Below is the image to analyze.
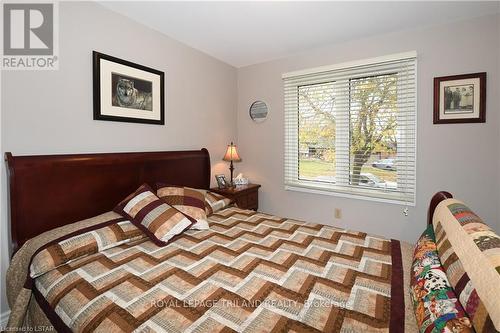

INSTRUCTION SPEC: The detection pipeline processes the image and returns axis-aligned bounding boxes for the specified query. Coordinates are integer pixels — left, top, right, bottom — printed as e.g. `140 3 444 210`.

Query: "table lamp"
222 142 242 187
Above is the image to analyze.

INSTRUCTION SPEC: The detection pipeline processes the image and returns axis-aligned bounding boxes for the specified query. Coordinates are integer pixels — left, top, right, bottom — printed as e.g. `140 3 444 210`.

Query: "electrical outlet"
334 208 342 219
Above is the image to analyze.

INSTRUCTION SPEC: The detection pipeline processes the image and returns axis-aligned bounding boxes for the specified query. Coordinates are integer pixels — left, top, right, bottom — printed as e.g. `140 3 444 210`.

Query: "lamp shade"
223 142 241 162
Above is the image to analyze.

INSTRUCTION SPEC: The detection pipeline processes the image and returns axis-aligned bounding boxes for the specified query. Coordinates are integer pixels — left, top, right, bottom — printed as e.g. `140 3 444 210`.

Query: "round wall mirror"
249 101 269 123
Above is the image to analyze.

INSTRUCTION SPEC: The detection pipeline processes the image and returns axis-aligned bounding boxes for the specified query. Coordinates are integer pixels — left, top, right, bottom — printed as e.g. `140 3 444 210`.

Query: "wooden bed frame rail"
427 191 453 226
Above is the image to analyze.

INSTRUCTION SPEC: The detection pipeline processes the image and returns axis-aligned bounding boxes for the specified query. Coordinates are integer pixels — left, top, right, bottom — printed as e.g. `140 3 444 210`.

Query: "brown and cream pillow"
205 191 232 216
157 184 209 230
114 184 194 245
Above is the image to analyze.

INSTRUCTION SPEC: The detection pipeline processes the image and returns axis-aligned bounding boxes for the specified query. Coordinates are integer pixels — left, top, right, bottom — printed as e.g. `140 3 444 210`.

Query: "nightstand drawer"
236 196 248 208
247 191 258 207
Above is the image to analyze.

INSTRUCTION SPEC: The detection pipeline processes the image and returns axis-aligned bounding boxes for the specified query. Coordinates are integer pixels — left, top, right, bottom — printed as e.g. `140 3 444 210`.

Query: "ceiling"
100 1 500 68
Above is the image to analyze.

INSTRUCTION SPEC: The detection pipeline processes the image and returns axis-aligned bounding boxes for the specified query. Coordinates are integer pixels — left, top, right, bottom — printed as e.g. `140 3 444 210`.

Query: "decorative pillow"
205 191 232 215
114 184 194 245
30 217 145 278
157 184 209 230
433 199 500 333
410 225 473 333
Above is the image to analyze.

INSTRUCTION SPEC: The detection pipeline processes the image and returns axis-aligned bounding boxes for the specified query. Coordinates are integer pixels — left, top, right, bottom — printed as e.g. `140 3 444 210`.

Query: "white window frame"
283 52 417 206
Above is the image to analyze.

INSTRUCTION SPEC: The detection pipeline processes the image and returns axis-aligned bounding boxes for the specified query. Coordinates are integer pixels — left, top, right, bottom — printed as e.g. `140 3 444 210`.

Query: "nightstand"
210 184 261 210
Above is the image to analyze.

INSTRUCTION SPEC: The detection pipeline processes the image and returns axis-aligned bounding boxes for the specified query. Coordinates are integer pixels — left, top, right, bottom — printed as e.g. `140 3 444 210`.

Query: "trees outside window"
284 53 416 203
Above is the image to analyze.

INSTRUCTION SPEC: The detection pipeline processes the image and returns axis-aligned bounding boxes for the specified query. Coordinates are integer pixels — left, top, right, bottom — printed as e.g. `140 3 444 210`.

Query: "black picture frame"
215 174 227 189
93 51 165 125
433 72 486 124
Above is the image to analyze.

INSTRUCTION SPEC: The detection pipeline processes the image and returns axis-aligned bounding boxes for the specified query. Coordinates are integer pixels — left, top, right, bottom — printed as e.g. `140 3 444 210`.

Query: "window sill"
284 184 415 206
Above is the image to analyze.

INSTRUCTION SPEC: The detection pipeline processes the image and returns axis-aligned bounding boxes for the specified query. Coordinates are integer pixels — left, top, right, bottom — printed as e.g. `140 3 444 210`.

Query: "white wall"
236 14 500 243
0 2 237 317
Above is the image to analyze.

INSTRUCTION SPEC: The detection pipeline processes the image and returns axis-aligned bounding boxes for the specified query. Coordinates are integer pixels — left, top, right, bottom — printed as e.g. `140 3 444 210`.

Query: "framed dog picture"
93 51 165 125
433 72 486 124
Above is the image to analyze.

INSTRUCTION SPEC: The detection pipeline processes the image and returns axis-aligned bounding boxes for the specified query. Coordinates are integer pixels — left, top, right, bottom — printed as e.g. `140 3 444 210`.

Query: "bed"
5 149 419 332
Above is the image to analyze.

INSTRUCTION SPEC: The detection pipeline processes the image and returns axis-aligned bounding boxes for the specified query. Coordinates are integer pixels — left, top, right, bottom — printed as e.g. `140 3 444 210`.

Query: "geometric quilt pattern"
32 207 403 332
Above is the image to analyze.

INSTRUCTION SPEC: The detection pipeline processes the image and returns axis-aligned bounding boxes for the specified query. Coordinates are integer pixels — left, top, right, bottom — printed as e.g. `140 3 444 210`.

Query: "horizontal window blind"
283 52 417 204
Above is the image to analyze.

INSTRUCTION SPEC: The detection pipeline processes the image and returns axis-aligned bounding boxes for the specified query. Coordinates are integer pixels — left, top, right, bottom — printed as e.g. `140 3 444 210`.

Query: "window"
284 52 416 204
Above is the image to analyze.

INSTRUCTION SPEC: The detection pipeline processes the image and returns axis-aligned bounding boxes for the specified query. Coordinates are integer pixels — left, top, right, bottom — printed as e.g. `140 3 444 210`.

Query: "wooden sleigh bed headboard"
5 149 211 253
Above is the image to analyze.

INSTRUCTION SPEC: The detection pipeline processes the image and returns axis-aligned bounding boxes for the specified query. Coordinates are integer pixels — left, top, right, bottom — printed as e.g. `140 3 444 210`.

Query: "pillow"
410 225 473 333
433 199 500 333
30 217 145 278
157 184 209 230
205 191 232 215
114 184 194 245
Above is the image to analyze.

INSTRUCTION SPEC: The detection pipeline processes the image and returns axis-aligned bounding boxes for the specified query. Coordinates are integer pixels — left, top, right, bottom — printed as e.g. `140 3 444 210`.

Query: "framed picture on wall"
433 72 486 124
93 51 165 125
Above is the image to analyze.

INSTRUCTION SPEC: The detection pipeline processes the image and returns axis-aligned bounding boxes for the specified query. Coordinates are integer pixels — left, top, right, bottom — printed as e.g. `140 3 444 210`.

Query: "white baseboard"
1 310 10 328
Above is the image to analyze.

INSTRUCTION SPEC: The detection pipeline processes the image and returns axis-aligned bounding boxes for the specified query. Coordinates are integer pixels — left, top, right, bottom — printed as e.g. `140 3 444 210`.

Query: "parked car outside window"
372 158 396 171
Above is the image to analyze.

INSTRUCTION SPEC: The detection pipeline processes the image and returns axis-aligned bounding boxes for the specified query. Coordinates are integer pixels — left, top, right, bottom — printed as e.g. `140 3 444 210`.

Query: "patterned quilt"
30 207 406 332
433 200 500 332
